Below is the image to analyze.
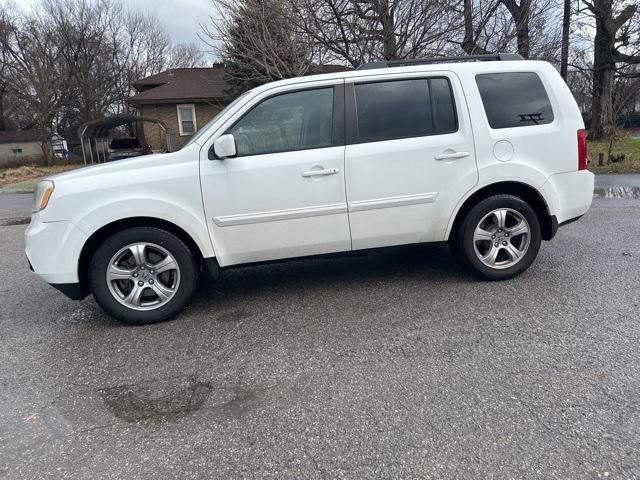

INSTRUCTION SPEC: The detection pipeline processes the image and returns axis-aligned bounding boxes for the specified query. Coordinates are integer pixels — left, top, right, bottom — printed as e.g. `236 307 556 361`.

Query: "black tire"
450 194 542 280
88 227 198 325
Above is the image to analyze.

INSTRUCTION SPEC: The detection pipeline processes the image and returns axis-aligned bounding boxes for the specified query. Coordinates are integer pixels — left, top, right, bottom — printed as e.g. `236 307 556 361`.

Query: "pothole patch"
100 376 213 423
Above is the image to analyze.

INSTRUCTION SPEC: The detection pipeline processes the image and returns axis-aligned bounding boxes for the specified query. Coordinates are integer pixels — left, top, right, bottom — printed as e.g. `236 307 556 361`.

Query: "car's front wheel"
451 194 542 280
88 227 198 324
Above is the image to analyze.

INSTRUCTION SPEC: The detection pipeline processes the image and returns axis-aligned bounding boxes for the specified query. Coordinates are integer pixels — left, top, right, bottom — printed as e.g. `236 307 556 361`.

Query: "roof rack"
356 53 524 70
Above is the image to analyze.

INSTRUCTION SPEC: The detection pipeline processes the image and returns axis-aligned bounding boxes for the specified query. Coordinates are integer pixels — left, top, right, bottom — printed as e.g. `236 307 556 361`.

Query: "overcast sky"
11 0 215 49
128 0 213 46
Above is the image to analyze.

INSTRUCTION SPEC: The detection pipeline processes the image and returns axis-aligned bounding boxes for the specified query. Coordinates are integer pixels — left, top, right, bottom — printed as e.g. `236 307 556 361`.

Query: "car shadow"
189 243 471 314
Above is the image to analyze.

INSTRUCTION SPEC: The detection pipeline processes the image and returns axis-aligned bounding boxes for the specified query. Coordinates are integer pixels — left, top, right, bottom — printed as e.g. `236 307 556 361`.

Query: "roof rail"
356 53 524 70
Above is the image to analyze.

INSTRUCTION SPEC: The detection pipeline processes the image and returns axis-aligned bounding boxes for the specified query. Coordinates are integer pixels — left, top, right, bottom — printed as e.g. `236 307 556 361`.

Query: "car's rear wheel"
88 227 198 324
451 194 542 280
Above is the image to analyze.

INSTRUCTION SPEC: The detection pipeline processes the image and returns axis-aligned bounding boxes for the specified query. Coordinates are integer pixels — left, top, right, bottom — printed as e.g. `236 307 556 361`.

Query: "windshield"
180 91 251 149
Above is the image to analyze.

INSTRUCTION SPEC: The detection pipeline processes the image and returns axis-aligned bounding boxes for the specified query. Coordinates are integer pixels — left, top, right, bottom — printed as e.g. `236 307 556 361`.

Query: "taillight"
577 129 588 170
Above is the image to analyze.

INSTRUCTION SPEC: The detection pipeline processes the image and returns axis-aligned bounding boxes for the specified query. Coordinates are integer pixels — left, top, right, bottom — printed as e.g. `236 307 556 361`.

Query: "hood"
46 151 181 184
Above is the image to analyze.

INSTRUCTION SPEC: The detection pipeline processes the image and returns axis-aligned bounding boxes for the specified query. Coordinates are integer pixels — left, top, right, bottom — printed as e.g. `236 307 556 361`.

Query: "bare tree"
460 0 510 55
499 0 532 58
0 9 65 165
291 0 460 67
107 9 172 115
560 0 571 79
457 0 561 61
43 0 123 137
0 0 207 148
203 0 314 94
580 0 640 140
168 42 206 69
0 3 12 131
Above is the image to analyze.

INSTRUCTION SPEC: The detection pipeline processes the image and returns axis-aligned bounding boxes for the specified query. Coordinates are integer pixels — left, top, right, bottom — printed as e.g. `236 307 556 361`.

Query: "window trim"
217 84 343 158
474 71 555 130
345 76 459 145
177 104 197 136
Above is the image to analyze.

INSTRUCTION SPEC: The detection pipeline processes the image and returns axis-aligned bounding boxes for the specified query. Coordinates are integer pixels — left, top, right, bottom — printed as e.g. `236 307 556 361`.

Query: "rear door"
344 71 478 249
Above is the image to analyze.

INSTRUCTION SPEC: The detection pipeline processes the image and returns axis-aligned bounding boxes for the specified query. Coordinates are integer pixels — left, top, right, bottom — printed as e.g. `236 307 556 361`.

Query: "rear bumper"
546 213 585 240
540 170 594 224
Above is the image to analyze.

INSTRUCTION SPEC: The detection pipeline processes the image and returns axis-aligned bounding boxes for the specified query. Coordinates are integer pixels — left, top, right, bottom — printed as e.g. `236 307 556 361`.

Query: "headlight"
33 180 55 213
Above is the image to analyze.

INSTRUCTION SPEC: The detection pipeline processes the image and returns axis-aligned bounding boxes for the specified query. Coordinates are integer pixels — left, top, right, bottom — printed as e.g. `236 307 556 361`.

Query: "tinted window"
476 72 554 129
229 88 333 156
354 78 456 143
109 138 141 150
431 78 457 133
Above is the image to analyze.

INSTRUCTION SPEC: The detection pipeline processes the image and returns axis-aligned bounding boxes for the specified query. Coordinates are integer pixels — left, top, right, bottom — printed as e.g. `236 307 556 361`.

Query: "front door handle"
302 168 340 177
435 151 470 161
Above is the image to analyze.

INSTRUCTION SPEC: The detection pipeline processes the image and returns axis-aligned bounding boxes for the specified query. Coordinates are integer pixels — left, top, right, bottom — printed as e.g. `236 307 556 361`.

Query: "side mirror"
212 134 236 159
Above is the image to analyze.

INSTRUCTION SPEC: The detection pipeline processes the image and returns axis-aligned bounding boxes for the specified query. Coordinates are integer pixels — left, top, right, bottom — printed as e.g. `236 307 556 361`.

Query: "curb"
0 217 30 226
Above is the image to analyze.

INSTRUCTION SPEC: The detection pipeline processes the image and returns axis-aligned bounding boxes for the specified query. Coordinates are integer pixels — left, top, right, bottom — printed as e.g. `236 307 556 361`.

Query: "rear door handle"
434 151 470 161
302 168 340 177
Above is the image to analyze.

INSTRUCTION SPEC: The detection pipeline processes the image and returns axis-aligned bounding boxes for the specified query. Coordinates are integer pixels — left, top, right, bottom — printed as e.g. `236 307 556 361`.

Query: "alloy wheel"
472 208 531 270
106 242 181 311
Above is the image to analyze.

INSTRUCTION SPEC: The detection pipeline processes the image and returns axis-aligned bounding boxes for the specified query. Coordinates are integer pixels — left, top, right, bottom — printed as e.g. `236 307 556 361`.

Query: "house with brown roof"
126 63 353 151
127 65 229 151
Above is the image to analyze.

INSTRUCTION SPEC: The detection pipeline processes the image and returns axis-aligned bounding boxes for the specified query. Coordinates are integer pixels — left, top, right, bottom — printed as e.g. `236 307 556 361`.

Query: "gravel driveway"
1 193 639 479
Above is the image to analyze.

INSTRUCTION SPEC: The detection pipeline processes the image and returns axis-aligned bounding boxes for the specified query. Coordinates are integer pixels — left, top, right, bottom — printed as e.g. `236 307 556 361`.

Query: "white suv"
26 54 594 324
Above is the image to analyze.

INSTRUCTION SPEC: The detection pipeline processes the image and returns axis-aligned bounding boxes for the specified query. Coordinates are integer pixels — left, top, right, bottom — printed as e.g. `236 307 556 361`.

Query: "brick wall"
139 102 225 151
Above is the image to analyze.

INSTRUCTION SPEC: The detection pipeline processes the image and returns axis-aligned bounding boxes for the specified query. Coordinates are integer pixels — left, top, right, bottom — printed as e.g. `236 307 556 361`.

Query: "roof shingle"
127 66 229 105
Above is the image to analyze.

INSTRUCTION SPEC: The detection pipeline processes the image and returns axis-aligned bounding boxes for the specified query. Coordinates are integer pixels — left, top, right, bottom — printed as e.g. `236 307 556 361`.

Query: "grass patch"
588 136 640 174
0 164 80 191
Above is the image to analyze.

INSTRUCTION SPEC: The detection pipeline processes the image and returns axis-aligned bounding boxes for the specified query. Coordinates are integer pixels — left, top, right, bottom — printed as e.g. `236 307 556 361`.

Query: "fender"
73 198 216 259
40 151 217 260
444 162 554 240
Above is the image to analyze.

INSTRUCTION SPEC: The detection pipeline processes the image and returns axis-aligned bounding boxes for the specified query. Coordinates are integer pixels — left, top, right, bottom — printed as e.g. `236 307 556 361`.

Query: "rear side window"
476 72 554 129
354 78 457 143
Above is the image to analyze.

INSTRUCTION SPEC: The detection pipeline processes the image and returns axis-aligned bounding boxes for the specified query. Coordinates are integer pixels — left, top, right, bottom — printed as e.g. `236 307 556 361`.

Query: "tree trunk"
378 0 397 59
39 140 53 167
516 17 530 58
560 0 570 79
501 0 530 59
462 0 475 54
37 117 53 166
589 11 616 140
0 86 5 131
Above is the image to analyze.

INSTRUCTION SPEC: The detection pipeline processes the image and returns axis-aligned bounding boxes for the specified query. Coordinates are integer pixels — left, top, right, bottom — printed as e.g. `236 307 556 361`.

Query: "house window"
177 104 197 136
12 148 23 154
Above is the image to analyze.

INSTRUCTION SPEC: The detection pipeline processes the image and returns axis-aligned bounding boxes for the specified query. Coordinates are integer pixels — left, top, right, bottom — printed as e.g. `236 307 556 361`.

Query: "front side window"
353 77 457 143
177 104 197 135
229 87 333 157
182 91 251 149
476 72 554 129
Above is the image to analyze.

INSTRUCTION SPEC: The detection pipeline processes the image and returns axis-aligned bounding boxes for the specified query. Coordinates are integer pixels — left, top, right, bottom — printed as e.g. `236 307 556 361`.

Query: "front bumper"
25 215 88 285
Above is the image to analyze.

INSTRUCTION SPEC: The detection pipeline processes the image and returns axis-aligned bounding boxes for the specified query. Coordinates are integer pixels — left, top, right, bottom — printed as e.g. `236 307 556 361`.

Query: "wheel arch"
77 217 215 298
447 181 556 242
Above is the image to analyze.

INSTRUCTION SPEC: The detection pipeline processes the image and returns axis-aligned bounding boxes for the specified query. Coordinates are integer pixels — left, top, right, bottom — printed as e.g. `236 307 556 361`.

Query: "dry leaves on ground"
0 164 80 188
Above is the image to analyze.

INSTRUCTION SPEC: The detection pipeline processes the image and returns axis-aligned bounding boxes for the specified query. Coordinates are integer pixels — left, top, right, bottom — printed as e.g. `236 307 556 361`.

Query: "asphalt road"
1 194 640 478
0 194 32 225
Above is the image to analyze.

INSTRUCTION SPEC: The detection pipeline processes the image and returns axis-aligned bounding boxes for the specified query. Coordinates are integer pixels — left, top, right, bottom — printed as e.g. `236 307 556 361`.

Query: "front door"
199 81 351 266
344 72 478 250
